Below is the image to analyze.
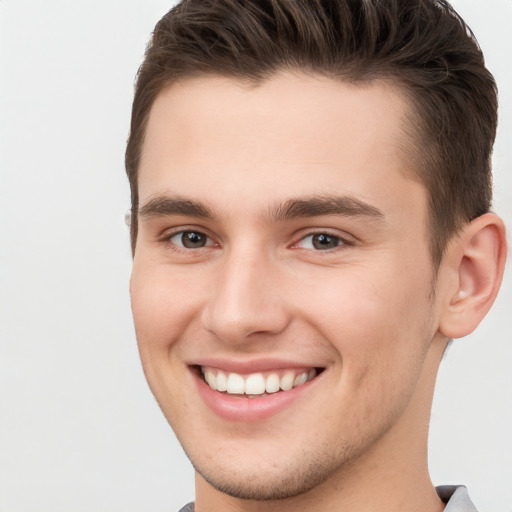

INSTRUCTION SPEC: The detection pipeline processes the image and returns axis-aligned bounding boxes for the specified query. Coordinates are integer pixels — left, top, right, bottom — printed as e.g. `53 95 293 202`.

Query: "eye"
169 230 214 249
297 232 345 251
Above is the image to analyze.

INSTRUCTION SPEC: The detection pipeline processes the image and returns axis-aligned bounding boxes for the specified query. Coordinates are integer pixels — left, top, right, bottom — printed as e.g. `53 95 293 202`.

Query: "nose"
201 247 291 344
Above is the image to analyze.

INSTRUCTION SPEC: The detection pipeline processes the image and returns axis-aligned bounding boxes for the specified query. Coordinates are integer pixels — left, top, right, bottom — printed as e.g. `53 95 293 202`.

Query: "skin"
130 72 506 512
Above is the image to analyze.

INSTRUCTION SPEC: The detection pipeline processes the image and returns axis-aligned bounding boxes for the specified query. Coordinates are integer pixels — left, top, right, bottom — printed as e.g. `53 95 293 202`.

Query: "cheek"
130 264 195 416
309 253 433 336
303 261 434 391
130 260 204 349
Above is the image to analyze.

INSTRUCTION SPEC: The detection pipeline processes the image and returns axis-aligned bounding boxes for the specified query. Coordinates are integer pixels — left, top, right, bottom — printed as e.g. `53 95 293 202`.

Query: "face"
131 73 445 501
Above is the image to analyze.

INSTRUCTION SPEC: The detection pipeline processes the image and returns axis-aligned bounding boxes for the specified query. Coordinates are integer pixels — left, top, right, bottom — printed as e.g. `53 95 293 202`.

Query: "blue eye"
169 231 213 249
298 233 344 250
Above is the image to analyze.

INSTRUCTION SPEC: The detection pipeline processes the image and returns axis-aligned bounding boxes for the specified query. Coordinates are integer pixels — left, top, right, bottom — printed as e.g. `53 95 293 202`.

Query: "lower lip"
193 369 318 422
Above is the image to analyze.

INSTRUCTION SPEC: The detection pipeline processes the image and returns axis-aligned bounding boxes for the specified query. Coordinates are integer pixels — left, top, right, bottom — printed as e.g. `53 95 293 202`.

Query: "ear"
439 213 507 339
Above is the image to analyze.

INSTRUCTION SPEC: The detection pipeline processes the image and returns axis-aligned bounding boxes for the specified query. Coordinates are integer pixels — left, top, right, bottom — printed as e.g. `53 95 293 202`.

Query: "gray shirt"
178 484 477 511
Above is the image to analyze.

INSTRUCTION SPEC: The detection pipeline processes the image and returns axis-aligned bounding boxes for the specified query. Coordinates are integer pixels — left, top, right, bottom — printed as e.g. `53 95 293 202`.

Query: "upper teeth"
202 368 317 396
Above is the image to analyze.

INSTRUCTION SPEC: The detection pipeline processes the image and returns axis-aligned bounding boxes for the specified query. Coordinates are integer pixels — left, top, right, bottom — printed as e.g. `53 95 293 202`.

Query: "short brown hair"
126 0 498 267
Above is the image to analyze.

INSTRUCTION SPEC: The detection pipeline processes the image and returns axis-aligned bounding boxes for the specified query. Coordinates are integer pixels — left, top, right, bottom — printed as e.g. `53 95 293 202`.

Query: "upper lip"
188 357 324 374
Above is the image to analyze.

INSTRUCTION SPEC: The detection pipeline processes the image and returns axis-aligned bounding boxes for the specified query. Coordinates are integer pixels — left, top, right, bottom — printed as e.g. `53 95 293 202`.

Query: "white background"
0 1 510 511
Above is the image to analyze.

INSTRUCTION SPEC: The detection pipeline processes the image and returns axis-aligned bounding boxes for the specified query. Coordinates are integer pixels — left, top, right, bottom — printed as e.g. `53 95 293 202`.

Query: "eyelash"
292 231 351 252
161 228 352 255
163 229 217 253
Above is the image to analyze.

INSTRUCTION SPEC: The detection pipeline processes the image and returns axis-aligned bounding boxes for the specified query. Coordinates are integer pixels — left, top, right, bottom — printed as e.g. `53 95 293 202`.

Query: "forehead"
138 72 425 222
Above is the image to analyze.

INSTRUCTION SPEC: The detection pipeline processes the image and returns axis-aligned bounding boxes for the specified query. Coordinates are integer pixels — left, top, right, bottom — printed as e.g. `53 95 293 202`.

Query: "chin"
184 440 350 501
195 463 330 500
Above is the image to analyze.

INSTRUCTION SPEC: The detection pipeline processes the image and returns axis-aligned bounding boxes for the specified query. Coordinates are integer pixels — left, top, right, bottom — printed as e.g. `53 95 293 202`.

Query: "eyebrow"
270 195 384 222
137 194 384 223
138 195 216 220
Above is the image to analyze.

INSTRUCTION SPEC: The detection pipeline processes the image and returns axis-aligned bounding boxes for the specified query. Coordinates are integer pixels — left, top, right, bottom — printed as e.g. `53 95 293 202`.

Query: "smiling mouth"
199 366 322 398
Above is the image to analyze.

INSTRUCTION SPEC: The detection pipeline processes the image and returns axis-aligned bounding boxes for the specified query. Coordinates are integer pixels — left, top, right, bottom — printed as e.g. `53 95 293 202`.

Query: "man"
125 0 507 510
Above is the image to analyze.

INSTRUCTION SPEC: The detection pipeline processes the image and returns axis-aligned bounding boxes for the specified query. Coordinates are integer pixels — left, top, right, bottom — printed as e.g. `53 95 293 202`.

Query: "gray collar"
437 486 478 512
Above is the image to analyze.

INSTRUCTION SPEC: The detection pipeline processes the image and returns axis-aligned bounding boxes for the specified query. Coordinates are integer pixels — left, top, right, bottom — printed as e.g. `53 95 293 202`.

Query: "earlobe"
439 213 507 339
